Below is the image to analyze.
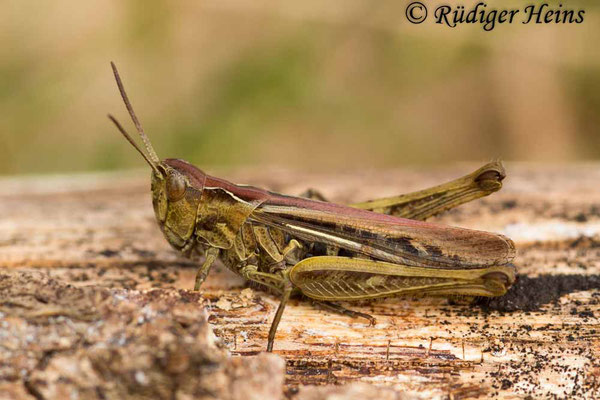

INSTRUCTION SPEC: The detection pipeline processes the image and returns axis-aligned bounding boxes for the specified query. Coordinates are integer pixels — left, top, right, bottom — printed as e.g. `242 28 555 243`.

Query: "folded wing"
250 194 515 269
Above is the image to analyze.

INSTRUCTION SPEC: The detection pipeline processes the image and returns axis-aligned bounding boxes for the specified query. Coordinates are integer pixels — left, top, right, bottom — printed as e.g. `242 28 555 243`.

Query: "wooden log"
0 163 599 399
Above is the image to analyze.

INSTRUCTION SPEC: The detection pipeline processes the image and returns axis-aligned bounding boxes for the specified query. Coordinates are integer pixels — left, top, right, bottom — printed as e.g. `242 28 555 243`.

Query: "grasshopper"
108 63 516 352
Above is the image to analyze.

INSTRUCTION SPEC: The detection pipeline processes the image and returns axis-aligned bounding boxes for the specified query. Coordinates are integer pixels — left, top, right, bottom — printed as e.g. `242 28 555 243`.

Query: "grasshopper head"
108 62 205 252
151 159 207 225
149 159 206 250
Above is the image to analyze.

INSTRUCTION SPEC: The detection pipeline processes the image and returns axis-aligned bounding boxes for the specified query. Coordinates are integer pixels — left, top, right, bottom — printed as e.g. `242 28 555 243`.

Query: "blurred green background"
1 0 598 175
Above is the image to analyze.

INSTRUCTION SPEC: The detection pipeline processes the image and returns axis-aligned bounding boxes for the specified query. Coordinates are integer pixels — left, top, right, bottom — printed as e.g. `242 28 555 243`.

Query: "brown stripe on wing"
251 200 515 269
187 170 515 269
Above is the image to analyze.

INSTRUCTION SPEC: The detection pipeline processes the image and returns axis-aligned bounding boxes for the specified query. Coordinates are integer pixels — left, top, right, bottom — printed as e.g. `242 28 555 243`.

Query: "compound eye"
166 172 186 201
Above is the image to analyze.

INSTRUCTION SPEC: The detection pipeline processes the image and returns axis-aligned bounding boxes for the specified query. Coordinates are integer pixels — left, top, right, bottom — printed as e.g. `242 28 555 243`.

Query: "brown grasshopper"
108 63 516 352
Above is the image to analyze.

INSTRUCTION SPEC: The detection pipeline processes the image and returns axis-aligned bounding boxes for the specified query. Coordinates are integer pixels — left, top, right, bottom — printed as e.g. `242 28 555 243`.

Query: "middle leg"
240 265 292 352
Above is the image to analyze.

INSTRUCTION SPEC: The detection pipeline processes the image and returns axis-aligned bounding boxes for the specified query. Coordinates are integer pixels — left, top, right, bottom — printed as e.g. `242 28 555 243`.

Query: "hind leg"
314 301 376 325
299 162 505 221
351 161 505 220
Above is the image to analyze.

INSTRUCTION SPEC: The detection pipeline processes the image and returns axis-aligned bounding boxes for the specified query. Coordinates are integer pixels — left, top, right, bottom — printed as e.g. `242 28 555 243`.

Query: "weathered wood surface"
1 163 599 399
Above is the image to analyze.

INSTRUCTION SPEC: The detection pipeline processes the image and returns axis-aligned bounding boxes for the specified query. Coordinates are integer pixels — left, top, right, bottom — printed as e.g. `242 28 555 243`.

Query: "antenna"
110 62 160 163
108 114 161 176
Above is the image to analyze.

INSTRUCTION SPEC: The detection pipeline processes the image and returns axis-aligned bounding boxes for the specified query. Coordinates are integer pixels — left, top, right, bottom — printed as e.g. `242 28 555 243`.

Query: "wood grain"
1 163 599 399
